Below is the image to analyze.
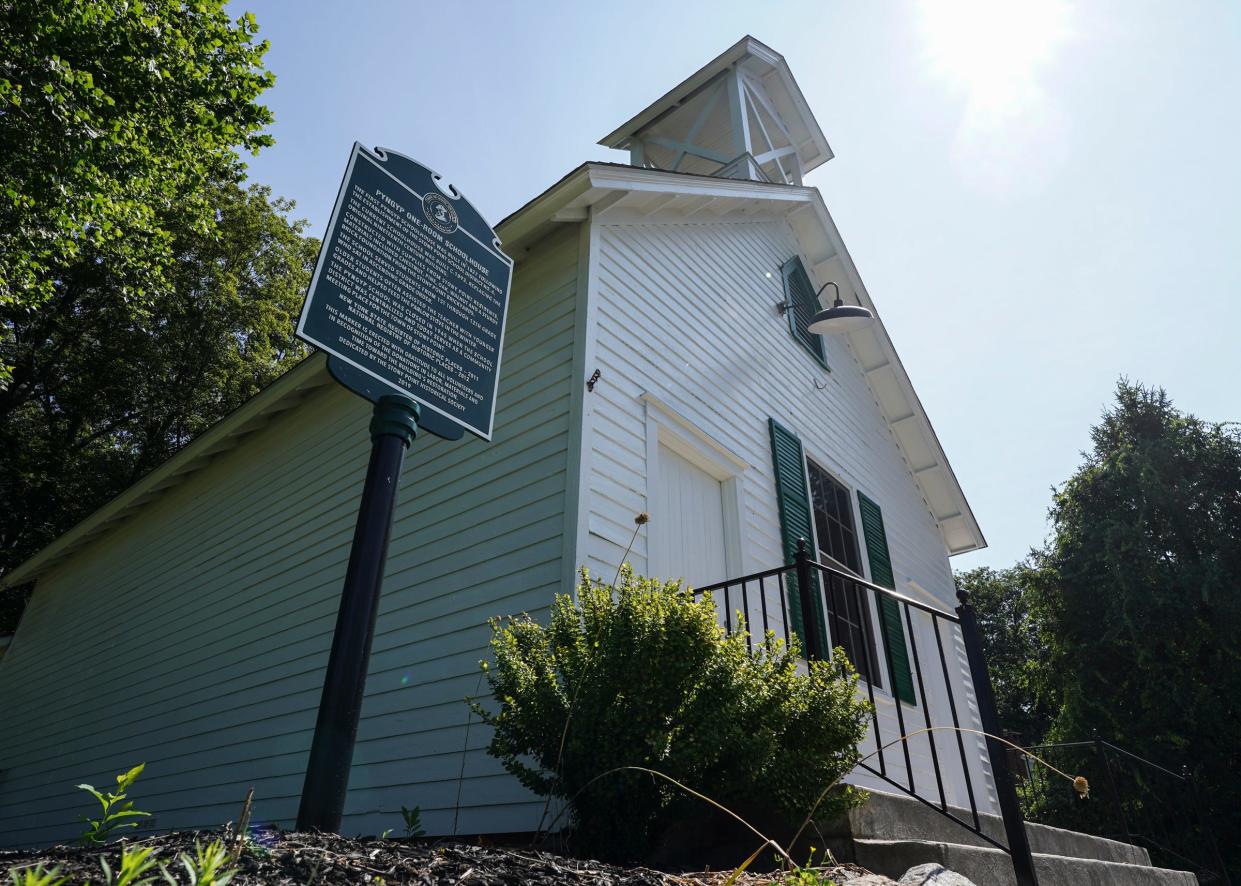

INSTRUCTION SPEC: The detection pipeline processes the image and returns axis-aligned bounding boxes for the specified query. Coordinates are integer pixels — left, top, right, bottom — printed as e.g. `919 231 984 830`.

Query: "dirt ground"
0 830 876 885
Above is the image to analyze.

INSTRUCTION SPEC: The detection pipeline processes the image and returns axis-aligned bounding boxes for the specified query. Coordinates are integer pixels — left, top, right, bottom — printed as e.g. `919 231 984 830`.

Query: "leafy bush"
7 840 238 886
78 764 150 846
475 567 872 861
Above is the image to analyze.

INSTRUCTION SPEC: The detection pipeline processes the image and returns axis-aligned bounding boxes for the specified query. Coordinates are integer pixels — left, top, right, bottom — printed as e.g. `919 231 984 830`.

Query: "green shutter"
768 418 828 656
857 492 916 704
780 258 828 368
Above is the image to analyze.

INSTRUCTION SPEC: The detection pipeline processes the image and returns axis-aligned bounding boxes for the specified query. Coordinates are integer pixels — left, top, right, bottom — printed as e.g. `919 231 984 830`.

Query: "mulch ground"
0 831 877 885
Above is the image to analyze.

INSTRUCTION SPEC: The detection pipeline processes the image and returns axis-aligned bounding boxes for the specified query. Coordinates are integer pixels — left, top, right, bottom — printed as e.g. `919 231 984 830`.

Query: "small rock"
845 876 900 886
898 862 979 886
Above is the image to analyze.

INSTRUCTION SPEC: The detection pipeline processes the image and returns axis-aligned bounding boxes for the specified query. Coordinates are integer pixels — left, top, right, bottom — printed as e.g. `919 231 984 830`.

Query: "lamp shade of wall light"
806 281 874 334
807 298 874 334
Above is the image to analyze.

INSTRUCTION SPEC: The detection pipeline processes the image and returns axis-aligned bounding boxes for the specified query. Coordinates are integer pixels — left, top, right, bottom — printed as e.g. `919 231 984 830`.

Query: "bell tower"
599 36 832 186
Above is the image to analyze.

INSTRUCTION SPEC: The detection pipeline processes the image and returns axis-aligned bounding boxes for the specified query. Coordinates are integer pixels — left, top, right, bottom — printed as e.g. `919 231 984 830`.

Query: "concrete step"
826 788 1150 866
852 839 1198 886
1027 820 1149 867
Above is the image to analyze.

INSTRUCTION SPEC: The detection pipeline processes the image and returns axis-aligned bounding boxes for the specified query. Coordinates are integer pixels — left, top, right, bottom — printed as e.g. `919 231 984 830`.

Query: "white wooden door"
652 443 729 587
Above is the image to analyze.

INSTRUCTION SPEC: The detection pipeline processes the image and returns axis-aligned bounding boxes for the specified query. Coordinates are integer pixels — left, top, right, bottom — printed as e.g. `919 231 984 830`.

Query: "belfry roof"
599 36 833 183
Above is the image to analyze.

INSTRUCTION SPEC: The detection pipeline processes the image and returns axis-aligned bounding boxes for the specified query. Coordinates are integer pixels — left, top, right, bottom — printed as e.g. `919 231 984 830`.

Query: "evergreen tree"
955 563 1055 745
1033 381 1241 877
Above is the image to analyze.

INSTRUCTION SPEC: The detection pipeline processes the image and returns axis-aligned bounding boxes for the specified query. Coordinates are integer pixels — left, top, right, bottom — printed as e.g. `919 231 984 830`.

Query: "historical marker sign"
295 144 513 832
297 143 513 440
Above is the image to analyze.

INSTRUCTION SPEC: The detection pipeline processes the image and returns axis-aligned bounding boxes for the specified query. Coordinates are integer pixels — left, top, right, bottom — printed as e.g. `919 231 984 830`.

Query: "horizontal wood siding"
0 225 580 848
584 217 996 813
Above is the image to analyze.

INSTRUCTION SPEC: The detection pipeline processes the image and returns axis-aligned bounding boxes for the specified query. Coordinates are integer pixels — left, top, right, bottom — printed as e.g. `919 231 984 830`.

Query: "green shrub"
475 567 872 861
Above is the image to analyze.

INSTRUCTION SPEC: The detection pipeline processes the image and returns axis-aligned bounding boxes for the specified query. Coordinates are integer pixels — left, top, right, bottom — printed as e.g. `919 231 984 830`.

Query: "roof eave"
794 193 987 555
5 162 984 586
2 353 336 588
503 163 984 554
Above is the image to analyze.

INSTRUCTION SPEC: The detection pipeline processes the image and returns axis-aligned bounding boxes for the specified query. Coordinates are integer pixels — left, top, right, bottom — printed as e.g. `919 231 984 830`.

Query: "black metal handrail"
692 539 1041 886
1017 739 1231 885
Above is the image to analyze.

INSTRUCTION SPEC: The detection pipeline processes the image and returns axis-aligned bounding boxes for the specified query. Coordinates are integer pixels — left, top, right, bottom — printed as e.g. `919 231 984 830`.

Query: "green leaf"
0 0 278 394
118 763 146 788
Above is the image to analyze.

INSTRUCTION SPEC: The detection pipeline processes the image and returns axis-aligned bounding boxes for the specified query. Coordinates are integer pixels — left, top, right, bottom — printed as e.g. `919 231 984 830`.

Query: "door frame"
641 392 748 583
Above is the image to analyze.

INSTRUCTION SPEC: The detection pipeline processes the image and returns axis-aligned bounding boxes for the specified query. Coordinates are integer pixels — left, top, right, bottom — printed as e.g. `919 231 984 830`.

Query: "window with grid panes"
806 460 882 683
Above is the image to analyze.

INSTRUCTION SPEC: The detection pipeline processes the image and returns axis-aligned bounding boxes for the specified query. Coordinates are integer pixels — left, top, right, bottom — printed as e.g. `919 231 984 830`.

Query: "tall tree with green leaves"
0 0 276 386
0 180 316 628
1033 381 1241 876
0 2 309 632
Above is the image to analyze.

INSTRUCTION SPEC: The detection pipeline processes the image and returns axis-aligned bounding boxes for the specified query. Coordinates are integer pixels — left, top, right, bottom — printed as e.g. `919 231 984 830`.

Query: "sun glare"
918 0 1073 109
917 0 1076 197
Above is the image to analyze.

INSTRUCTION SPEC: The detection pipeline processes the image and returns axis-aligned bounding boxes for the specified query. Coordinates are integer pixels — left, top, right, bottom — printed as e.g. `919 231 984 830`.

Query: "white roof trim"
524 164 986 554
798 196 986 554
4 162 983 587
2 354 336 588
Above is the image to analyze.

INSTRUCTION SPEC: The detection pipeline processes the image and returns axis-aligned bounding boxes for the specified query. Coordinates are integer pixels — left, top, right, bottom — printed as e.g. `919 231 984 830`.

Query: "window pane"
806 460 881 685
841 527 860 572
834 484 851 525
814 518 832 561
808 461 862 569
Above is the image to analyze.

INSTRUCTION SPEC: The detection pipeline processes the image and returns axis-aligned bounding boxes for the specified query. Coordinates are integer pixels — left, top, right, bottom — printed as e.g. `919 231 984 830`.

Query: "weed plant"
6 866 66 886
98 844 160 886
78 765 150 846
399 805 425 839
7 840 238 886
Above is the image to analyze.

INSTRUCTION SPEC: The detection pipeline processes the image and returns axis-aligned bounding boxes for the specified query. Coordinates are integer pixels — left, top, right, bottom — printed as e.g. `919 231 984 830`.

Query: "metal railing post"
1094 736 1133 848
794 538 821 660
1183 765 1233 886
957 590 1040 886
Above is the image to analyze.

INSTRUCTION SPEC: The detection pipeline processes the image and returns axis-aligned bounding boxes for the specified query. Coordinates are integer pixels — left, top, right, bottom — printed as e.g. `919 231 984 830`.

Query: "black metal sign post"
297 395 418 831
293 144 512 832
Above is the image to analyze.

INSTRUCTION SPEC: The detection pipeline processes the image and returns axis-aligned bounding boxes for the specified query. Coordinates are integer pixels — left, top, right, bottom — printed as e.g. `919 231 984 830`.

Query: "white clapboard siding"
0 224 582 848
581 216 996 813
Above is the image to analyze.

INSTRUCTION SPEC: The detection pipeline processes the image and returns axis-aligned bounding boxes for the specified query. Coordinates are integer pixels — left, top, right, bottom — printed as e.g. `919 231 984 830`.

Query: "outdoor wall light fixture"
776 280 875 335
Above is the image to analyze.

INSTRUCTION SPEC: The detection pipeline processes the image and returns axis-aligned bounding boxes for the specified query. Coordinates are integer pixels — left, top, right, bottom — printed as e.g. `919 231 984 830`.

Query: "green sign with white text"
296 143 513 440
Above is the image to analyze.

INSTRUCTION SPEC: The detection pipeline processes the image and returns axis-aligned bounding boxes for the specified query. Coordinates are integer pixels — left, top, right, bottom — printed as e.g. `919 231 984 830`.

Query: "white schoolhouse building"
0 37 995 847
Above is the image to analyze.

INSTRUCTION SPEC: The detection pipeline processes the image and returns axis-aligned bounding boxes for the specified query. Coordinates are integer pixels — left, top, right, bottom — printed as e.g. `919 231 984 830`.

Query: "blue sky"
238 0 1241 569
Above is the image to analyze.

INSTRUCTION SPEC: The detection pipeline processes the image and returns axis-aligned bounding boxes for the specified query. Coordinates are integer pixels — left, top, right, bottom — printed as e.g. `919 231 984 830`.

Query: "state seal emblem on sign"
422 191 459 234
